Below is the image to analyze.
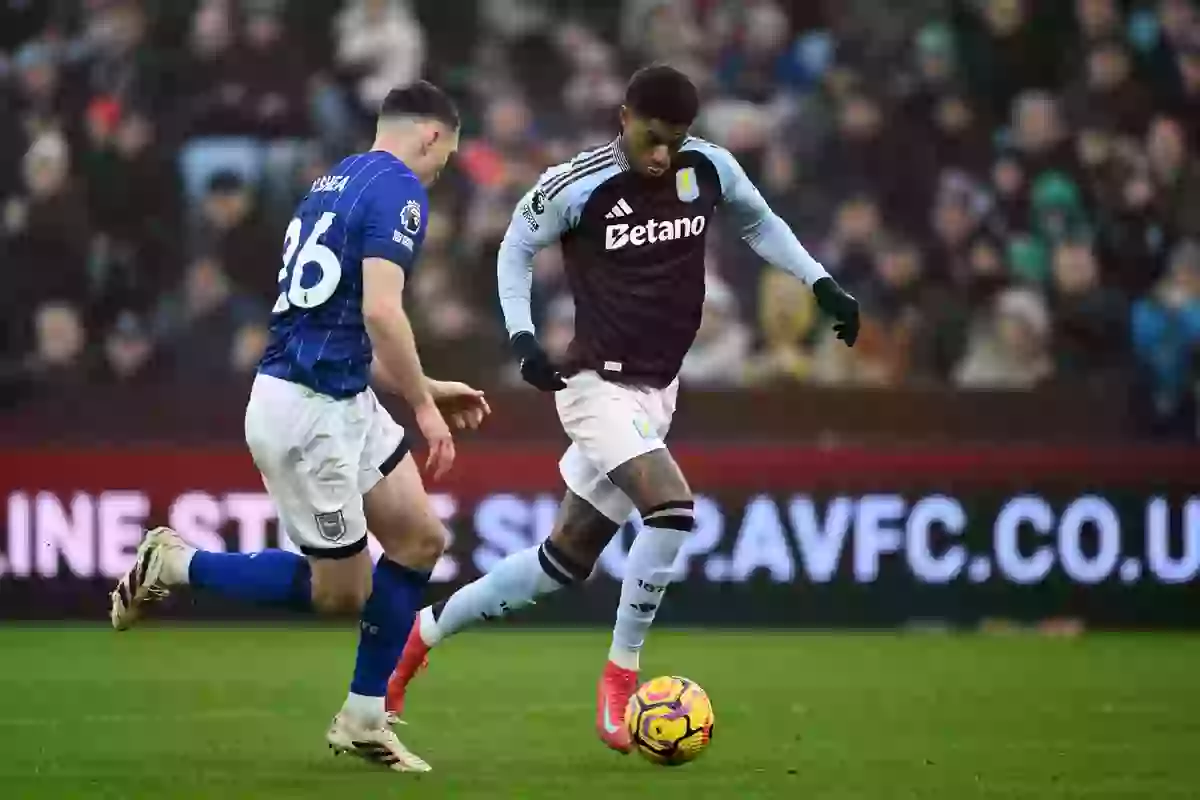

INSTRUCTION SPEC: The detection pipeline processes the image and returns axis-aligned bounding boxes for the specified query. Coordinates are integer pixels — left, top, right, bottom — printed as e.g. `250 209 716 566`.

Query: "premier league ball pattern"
626 676 715 766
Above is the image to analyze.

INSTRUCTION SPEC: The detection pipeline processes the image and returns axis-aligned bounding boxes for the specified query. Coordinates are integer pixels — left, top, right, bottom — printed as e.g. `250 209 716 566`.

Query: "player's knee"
311 583 370 617
378 517 446 572
642 498 696 533
407 524 446 568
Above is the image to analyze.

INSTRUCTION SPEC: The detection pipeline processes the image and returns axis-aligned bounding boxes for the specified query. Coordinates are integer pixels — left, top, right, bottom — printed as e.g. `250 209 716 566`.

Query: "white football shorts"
555 369 680 523
244 373 408 557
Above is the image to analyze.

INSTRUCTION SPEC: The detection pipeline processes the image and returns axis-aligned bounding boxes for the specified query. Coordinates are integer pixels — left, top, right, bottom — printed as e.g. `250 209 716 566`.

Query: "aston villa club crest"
676 167 699 202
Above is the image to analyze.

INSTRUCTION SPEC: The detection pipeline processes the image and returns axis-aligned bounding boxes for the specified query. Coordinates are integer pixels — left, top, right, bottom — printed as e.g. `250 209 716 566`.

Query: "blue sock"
350 557 429 697
188 550 312 612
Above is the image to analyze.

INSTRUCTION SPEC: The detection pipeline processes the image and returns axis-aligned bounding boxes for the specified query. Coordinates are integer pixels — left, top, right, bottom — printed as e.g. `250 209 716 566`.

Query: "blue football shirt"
258 150 427 398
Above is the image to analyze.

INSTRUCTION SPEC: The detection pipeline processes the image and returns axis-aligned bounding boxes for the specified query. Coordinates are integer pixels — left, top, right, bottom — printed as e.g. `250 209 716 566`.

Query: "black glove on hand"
812 277 860 347
511 332 567 391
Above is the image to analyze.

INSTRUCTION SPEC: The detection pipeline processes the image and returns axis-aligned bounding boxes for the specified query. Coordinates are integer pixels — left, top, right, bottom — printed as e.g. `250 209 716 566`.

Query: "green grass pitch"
1 626 1198 799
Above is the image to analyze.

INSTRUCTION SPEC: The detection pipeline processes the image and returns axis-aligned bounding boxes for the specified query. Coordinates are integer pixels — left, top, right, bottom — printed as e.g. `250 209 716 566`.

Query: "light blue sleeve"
496 161 619 337
496 172 571 337
687 139 830 286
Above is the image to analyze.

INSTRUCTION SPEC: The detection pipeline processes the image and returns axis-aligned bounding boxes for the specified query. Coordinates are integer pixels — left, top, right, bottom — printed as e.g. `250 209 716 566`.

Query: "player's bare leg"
386 491 618 721
598 448 694 753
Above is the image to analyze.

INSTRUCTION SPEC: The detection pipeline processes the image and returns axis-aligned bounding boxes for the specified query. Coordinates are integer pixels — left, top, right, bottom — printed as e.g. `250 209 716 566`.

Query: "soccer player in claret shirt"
109 82 489 773
386 65 860 752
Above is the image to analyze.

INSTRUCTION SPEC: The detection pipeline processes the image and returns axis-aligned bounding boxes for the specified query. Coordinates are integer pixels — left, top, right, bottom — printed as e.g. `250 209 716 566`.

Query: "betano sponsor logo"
604 216 707 250
3 490 1198 587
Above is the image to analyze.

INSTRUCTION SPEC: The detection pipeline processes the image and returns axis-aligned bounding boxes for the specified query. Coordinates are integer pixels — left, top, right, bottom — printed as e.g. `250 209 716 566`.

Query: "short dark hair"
380 81 460 130
625 64 699 127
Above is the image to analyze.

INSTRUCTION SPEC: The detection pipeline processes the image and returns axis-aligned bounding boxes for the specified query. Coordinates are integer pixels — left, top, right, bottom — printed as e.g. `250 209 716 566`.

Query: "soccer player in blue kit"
109 82 487 773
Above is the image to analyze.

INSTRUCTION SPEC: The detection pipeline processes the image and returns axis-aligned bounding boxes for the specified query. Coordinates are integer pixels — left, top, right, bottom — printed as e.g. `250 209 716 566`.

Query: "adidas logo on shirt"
604 198 634 219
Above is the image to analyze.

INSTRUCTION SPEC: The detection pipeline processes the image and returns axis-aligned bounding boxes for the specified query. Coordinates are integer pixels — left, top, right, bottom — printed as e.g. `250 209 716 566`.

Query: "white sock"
150 530 195 586
166 547 196 586
425 540 584 645
415 605 440 646
610 504 693 671
342 692 386 727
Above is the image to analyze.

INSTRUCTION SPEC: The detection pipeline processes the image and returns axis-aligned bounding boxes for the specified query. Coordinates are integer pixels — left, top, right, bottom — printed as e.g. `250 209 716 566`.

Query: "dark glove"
511 332 567 391
813 277 860 347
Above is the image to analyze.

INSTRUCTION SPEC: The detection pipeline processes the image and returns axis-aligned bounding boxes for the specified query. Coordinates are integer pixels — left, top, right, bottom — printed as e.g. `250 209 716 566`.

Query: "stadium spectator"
1144 0 1200 141
744 268 817 385
79 0 166 114
955 287 1055 389
679 276 752 387
820 236 962 387
1030 170 1092 251
820 194 884 291
195 170 278 303
1009 92 1083 194
176 0 262 204
336 0 426 111
405 226 500 379
239 1 310 141
1131 239 1200 434
925 177 988 291
1146 116 1200 241
177 1 316 219
239 0 317 217
899 23 992 180
1064 38 1155 137
1048 240 1129 379
26 301 90 391
1074 0 1123 46
560 29 626 138
152 255 267 382
11 38 91 177
819 89 936 235
94 109 180 298
4 131 92 322
620 0 705 79
713 0 811 103
1098 161 1170 298
956 0 1063 122
100 309 158 384
907 21 960 100
930 92 993 179
480 0 551 43
988 146 1030 238
459 95 544 234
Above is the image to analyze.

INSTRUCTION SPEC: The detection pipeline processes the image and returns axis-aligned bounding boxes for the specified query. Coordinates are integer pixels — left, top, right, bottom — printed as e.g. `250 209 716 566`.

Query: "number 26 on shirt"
273 211 340 313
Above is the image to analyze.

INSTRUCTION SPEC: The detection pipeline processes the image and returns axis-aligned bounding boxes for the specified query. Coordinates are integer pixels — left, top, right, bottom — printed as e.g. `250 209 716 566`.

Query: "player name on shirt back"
310 174 350 193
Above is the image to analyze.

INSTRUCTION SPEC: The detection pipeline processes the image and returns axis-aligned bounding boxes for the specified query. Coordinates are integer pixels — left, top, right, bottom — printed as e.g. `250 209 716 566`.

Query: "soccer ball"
626 675 715 766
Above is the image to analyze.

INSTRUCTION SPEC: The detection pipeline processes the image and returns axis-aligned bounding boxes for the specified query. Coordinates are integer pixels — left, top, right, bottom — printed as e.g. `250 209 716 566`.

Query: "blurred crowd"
2 0 1200 438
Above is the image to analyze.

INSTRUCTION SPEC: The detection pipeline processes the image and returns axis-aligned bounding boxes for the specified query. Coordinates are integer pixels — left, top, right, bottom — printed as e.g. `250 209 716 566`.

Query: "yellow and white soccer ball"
626 675 715 766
